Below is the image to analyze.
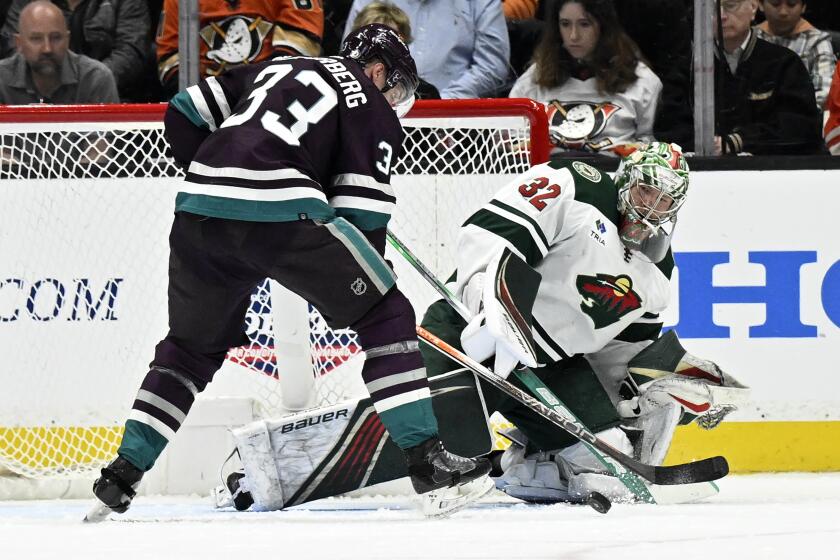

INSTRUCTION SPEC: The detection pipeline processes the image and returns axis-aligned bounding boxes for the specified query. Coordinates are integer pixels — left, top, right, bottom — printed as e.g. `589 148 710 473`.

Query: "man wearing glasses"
712 0 824 155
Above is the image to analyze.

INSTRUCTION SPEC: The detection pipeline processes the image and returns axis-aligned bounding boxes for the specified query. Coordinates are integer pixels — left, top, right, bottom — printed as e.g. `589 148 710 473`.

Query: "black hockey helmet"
340 23 419 106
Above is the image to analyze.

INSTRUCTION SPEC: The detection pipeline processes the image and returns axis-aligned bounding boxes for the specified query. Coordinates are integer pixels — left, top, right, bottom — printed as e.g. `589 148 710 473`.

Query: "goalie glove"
616 331 750 430
460 248 541 378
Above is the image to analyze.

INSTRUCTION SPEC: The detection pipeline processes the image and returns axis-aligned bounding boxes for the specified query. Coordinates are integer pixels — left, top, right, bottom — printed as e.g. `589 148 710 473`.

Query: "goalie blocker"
216 370 493 511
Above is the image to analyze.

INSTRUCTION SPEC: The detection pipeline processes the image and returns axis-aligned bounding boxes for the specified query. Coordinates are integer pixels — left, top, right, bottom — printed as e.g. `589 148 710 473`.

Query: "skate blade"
82 501 113 523
421 475 495 519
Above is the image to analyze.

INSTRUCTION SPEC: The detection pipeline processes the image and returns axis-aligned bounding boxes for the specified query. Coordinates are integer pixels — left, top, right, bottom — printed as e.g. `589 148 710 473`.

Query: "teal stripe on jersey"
170 92 210 130
175 193 335 222
463 208 544 267
325 217 396 294
377 398 438 448
118 419 169 471
333 207 391 231
616 321 663 343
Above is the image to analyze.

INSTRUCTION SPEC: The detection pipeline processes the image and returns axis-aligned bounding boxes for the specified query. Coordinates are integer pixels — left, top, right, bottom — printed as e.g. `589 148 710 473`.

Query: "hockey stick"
387 230 728 487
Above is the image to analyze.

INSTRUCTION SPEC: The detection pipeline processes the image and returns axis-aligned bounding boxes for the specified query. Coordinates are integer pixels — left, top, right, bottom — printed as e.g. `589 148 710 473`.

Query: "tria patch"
577 273 642 328
589 219 608 246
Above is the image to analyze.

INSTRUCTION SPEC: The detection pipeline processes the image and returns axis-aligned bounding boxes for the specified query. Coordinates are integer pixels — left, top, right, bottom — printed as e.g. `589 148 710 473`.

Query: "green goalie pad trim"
118 419 169 471
377 398 439 449
169 92 210 130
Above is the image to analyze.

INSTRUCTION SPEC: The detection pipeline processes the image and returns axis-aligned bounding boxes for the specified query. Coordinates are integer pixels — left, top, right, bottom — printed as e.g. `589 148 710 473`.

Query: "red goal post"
0 99 548 493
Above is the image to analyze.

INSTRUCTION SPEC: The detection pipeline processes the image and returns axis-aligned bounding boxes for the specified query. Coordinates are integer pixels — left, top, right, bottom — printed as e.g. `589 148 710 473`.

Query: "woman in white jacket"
510 0 662 156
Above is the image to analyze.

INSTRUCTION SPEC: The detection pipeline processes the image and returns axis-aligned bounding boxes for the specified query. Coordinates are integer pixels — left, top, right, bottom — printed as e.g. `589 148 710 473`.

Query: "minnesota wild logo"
576 273 642 328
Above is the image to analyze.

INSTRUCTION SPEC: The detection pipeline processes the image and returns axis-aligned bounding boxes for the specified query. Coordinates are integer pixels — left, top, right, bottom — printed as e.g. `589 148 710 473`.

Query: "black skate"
83 456 144 523
404 437 491 493
404 437 493 517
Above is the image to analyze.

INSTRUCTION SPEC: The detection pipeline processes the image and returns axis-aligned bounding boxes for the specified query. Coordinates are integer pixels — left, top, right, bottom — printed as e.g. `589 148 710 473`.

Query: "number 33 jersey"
453 160 674 364
169 56 403 232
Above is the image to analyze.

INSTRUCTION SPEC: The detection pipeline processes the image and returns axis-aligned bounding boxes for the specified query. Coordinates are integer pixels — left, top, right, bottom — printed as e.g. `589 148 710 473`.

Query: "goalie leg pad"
225 371 493 511
496 427 636 504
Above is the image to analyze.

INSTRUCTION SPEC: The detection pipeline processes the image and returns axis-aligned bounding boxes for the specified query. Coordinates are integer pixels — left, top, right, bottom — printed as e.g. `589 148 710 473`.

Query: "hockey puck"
586 492 611 514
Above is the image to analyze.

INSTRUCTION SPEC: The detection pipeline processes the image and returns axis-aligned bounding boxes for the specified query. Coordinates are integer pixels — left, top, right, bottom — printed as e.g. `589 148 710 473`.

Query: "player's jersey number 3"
222 64 338 147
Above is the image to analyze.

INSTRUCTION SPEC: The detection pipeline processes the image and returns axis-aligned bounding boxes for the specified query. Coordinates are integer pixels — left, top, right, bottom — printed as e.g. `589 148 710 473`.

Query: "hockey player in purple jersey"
86 24 490 522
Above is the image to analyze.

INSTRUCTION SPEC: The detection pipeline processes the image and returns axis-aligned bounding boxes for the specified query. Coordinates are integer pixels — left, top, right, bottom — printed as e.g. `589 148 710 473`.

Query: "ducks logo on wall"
546 101 620 150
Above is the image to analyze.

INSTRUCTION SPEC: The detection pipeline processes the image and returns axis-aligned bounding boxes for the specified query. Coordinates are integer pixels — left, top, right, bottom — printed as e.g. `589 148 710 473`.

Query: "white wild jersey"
453 160 673 364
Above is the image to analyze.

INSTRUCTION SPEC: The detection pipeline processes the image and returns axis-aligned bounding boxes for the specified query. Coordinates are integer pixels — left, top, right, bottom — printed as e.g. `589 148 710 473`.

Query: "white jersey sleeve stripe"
331 173 395 197
329 195 395 214
186 84 217 131
187 161 316 182
206 77 232 121
179 182 328 203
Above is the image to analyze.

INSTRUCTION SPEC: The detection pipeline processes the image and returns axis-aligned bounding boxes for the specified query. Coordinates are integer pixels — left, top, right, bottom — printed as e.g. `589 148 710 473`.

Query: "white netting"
0 102 539 480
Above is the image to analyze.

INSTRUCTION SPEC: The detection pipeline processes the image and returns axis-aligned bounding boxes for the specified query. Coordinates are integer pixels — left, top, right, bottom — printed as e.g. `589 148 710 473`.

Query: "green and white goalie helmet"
614 142 689 262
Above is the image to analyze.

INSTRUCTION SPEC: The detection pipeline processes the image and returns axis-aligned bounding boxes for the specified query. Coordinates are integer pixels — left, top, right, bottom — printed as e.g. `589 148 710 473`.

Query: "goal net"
0 100 549 489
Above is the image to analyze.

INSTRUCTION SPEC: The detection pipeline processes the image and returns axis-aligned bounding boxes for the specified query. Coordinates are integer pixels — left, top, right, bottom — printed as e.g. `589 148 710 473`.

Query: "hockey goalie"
215 143 750 511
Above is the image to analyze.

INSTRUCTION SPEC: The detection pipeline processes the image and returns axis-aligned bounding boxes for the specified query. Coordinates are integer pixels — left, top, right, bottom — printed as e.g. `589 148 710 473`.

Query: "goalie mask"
614 142 689 263
340 23 419 108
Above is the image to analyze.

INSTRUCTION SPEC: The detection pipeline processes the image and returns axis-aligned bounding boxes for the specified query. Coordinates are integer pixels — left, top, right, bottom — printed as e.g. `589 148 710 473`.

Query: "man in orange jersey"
156 0 323 98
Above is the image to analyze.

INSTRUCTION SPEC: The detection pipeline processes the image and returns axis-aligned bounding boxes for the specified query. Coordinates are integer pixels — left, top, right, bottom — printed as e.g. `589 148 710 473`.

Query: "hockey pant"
118 213 437 472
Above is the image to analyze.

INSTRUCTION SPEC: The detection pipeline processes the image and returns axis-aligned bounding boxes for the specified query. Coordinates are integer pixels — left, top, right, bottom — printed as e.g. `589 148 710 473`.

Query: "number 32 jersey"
453 160 674 364
169 56 403 232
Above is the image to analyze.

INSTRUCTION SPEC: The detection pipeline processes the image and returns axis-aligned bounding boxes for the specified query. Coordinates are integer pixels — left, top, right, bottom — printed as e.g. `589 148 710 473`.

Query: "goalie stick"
386 230 728 488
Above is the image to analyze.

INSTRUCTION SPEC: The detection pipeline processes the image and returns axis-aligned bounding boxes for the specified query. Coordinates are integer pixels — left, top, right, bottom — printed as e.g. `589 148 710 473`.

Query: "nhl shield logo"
576 273 642 328
351 278 367 296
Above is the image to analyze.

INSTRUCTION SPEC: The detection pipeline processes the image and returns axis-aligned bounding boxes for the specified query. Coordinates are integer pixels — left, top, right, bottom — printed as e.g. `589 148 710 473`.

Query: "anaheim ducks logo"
546 101 621 149
200 15 273 71
576 273 642 328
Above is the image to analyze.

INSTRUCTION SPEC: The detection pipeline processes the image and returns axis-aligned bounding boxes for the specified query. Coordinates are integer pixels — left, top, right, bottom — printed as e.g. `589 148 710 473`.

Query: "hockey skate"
83 456 144 523
404 437 493 517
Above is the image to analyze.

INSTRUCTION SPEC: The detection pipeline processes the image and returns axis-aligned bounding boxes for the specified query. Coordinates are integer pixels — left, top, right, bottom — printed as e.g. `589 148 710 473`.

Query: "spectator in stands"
156 0 324 99
504 0 544 81
825 62 840 154
613 0 693 151
323 0 354 56
343 0 511 99
712 0 824 154
348 1 439 99
0 0 12 53
755 0 836 108
0 1 118 104
0 0 151 101
503 0 539 20
509 0 661 156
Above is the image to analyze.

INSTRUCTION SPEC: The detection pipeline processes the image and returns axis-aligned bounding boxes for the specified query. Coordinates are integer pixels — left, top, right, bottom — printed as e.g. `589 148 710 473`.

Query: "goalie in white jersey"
420 142 749 504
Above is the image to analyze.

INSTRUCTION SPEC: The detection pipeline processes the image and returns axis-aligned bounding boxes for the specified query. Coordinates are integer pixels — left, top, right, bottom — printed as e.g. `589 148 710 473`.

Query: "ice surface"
1 473 838 560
